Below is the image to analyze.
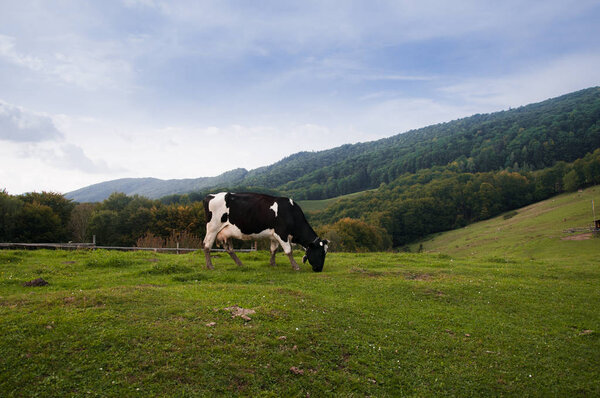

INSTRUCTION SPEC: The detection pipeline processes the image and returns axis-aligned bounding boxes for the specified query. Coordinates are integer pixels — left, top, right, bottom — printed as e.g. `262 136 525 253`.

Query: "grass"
298 189 375 212
411 185 600 263
1 247 599 396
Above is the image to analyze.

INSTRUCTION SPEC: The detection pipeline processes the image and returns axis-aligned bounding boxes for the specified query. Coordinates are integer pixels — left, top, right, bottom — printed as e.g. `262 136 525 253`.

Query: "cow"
202 192 328 272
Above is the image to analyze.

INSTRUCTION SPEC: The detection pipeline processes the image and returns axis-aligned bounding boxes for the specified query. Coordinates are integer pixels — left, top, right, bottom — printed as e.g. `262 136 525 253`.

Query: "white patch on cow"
319 241 323 246
220 223 275 241
276 234 293 254
203 192 230 248
289 198 294 206
270 202 278 217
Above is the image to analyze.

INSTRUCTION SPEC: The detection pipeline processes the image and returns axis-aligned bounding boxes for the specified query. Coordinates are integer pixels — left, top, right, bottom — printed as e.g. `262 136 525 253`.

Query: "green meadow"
0 250 598 396
411 186 600 263
1 187 599 396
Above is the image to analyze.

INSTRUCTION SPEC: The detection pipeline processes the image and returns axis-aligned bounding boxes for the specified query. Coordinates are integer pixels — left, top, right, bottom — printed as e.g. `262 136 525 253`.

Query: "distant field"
298 189 374 212
411 185 600 262
1 247 598 396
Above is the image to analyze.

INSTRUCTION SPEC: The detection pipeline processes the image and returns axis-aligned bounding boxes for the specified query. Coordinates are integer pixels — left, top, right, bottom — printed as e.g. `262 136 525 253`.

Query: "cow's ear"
322 239 329 246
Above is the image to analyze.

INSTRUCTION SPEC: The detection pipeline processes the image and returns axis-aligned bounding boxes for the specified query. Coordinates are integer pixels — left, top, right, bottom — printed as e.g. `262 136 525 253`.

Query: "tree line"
2 148 598 251
0 191 206 247
309 148 600 247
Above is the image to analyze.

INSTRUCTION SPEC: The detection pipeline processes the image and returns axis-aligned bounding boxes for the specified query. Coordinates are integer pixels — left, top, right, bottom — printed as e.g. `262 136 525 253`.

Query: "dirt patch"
561 233 593 241
224 306 256 321
404 273 432 281
424 289 445 297
23 278 49 287
275 288 305 297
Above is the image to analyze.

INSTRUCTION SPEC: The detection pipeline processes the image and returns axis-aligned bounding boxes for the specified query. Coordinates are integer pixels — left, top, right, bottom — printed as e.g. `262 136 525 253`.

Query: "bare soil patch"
561 233 592 241
23 278 48 287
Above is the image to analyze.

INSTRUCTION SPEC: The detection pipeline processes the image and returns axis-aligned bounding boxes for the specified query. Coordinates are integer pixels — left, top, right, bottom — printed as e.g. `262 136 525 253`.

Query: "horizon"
64 86 599 197
1 1 600 195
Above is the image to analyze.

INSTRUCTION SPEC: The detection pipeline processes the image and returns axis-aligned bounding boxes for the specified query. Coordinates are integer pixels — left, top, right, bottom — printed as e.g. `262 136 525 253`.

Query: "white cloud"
0 100 63 142
0 34 132 91
28 143 118 174
0 34 43 70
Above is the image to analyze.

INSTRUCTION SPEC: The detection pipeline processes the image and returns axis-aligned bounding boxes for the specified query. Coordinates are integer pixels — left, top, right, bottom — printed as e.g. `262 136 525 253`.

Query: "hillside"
410 185 600 261
65 168 248 202
66 87 600 202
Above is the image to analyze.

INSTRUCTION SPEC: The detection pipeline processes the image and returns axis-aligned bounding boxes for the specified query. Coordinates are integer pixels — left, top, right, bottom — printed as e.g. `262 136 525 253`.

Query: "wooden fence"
0 242 256 254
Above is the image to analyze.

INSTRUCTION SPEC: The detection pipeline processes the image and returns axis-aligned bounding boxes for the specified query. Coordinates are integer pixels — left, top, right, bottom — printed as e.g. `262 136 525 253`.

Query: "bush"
320 218 392 252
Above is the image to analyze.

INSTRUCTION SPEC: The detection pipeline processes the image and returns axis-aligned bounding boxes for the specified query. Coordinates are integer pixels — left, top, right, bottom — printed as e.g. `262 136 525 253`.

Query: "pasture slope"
411 185 600 262
1 189 599 396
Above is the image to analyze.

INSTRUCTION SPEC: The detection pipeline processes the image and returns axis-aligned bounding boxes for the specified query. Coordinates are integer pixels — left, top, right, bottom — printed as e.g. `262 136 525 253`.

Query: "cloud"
42 143 117 174
0 101 118 174
0 34 43 70
16 142 119 174
0 34 132 91
0 101 63 142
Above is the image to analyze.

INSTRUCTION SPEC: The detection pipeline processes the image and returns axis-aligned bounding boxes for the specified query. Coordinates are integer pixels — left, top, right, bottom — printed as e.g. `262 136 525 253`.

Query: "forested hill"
67 87 600 202
263 86 600 199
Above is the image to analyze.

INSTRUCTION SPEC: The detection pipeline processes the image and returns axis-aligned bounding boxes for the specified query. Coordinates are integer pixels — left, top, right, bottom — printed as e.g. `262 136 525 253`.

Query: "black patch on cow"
221 213 228 223
227 193 277 235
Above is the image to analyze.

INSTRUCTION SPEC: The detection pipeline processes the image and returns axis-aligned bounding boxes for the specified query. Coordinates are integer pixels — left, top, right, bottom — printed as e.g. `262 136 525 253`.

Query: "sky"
1 0 600 195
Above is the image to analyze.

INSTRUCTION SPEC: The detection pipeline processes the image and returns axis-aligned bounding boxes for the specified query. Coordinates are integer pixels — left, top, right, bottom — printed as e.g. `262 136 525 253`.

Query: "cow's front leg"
277 237 299 271
286 251 300 271
269 239 279 266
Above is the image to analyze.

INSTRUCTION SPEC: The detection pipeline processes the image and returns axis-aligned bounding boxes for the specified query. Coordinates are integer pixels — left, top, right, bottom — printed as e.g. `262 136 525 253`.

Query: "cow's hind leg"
269 239 279 266
224 239 244 267
203 233 217 270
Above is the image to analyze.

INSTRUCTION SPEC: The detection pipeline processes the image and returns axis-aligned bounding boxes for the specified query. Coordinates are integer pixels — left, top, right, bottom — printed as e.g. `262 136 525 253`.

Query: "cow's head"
303 238 329 272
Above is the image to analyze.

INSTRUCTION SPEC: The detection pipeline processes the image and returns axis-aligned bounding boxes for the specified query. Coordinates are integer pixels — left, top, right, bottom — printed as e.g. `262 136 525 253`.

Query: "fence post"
177 242 180 255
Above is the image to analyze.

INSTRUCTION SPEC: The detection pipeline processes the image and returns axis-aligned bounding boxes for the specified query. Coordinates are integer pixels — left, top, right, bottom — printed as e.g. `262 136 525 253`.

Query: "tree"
88 210 121 245
563 169 580 192
0 190 23 241
68 203 96 242
320 218 391 252
15 203 62 242
20 192 74 241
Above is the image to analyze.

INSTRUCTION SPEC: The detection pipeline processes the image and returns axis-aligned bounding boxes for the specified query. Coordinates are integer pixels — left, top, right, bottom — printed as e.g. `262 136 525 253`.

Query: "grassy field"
1 245 599 396
410 185 600 262
299 189 375 213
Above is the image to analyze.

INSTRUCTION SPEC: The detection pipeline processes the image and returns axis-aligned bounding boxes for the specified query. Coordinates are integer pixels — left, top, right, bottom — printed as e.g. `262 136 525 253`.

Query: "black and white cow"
202 192 328 272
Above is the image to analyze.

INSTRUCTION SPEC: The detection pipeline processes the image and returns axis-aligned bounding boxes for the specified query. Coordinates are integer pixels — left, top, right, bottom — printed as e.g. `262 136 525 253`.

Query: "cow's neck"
294 226 319 248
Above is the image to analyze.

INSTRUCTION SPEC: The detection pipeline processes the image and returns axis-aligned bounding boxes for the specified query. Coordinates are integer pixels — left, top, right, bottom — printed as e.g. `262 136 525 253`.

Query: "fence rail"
0 242 256 253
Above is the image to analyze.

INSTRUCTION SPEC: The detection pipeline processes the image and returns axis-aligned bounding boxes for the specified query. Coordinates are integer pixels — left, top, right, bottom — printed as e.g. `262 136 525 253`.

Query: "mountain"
65 168 248 202
66 87 600 202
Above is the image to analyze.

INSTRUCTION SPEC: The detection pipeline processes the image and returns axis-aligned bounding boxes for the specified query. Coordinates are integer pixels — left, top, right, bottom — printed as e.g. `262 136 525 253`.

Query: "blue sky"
1 0 600 194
